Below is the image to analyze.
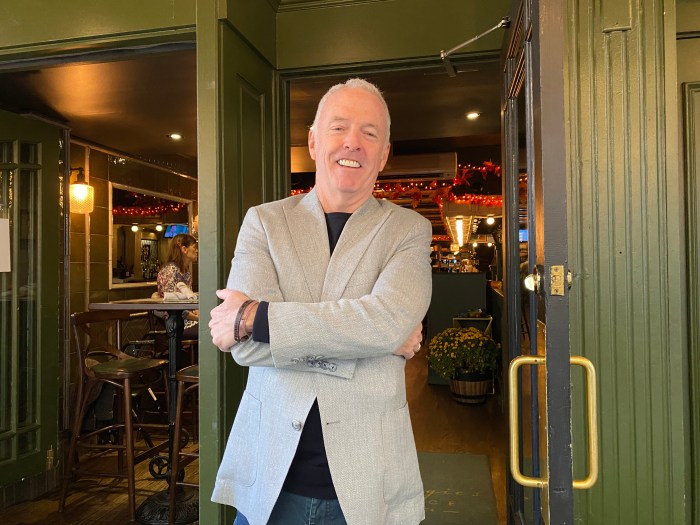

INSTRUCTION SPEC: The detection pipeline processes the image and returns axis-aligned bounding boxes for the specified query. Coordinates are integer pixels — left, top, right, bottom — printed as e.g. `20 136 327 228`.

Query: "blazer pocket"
381 402 423 505
226 390 261 487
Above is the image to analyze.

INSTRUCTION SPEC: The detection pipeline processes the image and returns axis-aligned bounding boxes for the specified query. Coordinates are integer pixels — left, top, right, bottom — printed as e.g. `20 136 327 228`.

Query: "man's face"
309 87 391 211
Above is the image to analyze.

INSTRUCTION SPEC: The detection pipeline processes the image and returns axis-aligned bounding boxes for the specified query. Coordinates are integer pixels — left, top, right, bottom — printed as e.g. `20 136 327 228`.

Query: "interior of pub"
0 47 527 525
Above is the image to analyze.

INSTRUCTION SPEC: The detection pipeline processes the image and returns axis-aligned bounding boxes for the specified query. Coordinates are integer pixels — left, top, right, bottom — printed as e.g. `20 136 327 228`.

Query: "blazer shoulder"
246 193 308 223
378 198 432 231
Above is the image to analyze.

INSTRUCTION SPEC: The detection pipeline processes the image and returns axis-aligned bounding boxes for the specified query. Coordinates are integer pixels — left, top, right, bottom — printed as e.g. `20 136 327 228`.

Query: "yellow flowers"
427 327 499 381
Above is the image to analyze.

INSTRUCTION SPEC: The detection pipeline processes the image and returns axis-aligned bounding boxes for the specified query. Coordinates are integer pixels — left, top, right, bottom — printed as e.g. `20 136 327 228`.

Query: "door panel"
0 109 60 485
503 0 574 523
197 13 276 524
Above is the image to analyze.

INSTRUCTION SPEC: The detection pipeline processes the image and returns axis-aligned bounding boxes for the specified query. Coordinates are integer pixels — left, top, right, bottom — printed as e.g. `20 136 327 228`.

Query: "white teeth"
337 159 360 168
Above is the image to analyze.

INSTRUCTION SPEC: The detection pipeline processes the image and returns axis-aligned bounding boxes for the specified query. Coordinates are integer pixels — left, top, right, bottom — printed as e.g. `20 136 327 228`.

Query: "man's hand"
209 288 251 352
393 323 423 360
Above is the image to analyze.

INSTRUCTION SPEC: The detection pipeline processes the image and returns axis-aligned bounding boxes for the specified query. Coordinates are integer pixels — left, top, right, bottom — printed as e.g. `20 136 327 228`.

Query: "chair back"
70 310 144 379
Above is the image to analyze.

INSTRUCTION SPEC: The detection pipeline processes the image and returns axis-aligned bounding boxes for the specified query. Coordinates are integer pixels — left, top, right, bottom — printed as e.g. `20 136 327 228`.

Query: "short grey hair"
311 78 391 144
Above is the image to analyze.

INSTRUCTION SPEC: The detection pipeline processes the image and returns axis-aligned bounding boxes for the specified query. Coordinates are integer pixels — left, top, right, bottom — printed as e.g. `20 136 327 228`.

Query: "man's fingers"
215 288 232 300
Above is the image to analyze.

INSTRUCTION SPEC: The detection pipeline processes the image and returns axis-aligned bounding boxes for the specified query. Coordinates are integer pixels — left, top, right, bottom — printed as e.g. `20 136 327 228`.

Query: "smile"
337 159 361 168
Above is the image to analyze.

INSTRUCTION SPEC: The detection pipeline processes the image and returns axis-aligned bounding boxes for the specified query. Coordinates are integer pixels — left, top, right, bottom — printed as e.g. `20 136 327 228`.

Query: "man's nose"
343 128 362 151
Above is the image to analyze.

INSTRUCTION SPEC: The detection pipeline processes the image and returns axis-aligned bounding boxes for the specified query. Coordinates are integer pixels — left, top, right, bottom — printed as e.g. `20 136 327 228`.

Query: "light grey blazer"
211 189 432 525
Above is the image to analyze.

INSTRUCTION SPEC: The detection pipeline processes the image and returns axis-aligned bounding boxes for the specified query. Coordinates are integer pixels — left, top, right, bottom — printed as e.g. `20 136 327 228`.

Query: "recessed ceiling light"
466 112 480 120
168 133 183 140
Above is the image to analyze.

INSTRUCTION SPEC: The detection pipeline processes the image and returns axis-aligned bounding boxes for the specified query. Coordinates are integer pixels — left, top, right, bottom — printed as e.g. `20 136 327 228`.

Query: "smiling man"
209 78 432 525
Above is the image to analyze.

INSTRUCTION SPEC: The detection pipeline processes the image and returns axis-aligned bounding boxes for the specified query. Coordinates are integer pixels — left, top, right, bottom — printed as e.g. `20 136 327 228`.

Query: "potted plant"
427 326 500 404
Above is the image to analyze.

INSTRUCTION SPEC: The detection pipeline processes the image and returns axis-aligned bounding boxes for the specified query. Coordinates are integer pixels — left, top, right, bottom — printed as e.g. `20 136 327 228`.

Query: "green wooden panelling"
197 1 277 522
684 81 700 525
221 0 277 67
0 0 195 54
677 0 700 34
602 0 632 32
276 0 510 69
567 0 689 524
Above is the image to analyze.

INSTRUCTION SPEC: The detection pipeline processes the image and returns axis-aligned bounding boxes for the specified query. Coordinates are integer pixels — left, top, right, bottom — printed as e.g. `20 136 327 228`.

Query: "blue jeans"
233 491 347 525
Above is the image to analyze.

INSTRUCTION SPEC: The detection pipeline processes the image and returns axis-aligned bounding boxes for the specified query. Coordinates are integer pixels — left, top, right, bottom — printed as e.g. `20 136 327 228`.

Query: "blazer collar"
284 189 392 301
321 196 391 300
283 188 329 301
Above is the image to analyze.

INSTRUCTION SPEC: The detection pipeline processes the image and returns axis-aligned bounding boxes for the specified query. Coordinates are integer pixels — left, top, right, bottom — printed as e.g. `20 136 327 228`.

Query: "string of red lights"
112 203 187 216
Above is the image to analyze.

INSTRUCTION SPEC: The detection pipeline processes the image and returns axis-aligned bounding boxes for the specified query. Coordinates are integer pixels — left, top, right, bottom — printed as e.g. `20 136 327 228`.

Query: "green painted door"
502 1 588 523
0 110 61 486
196 12 277 523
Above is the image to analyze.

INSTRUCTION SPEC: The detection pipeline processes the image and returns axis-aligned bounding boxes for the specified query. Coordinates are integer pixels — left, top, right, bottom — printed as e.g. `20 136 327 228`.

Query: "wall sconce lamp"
69 167 94 214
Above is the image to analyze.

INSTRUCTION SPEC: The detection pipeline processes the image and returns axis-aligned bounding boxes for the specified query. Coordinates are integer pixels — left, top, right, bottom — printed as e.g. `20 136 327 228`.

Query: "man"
209 78 432 525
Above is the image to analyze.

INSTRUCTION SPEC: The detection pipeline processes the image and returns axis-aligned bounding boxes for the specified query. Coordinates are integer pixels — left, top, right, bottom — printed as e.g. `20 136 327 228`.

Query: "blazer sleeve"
267 213 432 366
225 206 358 378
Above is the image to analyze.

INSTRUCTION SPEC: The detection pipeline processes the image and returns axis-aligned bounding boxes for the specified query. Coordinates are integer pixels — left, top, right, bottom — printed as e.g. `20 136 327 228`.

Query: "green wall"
276 0 508 69
0 0 194 57
567 0 689 523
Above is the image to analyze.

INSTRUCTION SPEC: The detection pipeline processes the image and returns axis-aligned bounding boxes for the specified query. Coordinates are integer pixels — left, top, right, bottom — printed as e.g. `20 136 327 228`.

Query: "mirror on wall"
109 183 194 289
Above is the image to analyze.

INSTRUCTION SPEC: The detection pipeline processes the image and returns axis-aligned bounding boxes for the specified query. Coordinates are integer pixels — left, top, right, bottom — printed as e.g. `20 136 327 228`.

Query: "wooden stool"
168 364 199 524
60 310 170 522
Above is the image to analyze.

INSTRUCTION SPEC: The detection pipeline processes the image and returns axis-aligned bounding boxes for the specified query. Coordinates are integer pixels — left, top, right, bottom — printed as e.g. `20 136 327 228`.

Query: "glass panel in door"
0 111 61 485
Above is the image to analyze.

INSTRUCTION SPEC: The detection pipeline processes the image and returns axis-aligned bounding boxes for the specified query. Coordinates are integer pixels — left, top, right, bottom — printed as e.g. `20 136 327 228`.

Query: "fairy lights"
290 161 505 208
113 202 187 216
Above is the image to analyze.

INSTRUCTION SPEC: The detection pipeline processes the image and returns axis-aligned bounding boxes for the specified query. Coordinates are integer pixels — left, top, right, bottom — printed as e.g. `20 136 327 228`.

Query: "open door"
502 1 598 523
0 109 61 485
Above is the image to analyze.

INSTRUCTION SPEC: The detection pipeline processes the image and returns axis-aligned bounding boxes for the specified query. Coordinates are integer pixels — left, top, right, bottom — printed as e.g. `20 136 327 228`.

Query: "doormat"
418 452 498 525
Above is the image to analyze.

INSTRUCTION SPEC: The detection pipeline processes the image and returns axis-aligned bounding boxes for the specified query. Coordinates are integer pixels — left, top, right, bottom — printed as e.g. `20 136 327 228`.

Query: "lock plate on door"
550 265 565 296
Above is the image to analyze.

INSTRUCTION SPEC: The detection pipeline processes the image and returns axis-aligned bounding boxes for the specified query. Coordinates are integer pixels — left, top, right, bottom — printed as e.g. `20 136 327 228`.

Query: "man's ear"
308 128 317 160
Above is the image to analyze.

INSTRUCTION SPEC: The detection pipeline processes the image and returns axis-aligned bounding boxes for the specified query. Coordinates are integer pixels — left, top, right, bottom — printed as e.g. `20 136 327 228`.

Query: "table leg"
136 311 198 525
165 311 184 470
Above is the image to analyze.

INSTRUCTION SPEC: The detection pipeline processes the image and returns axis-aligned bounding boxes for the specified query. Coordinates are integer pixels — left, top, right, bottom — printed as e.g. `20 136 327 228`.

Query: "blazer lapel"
284 189 330 301
321 197 391 301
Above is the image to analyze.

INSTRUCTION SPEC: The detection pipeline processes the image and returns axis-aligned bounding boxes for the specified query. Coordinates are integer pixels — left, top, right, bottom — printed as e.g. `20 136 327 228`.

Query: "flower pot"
449 371 492 405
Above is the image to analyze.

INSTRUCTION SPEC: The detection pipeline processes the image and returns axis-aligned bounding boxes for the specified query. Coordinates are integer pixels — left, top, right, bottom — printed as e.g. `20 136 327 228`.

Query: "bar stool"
60 310 170 522
168 364 199 524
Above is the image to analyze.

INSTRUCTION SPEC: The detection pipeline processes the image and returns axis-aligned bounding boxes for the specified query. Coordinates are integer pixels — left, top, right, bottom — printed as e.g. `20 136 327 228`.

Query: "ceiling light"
156 224 163 232
131 224 139 232
456 217 464 247
466 112 480 120
168 133 183 140
486 216 495 225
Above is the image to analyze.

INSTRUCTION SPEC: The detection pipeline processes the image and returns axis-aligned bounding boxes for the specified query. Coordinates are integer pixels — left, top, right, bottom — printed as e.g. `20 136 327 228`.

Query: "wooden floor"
407 352 507 525
0 351 506 525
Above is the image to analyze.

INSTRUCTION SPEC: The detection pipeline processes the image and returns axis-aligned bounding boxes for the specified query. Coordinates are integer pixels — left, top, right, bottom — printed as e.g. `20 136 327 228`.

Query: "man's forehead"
326 115 381 128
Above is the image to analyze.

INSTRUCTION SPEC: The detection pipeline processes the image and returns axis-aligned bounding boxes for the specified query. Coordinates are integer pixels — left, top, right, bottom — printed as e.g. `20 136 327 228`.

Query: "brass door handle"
570 356 599 489
508 355 599 489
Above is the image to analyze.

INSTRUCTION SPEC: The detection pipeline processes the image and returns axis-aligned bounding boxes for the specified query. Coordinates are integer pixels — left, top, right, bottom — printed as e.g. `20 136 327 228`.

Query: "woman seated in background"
157 233 199 339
